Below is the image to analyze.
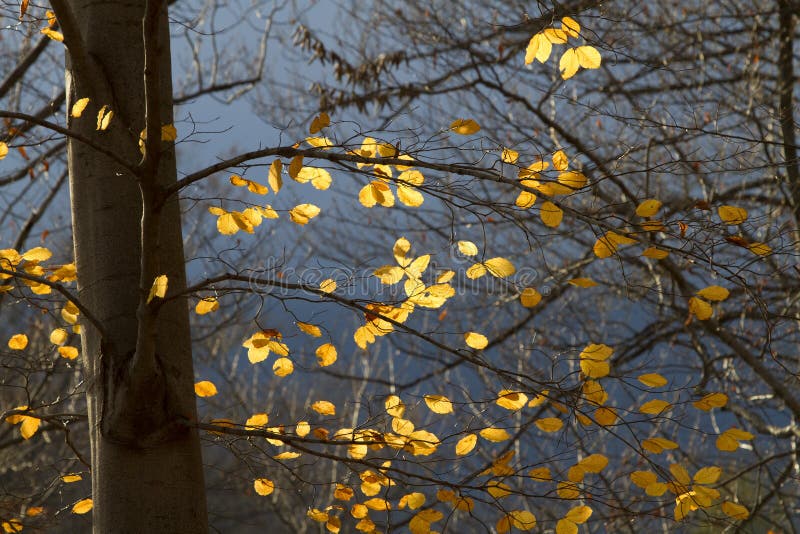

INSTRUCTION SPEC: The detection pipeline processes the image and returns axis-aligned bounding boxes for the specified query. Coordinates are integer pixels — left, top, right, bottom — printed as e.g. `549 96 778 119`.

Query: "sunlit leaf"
195 297 219 315
559 48 580 79
565 505 592 524
8 334 28 350
450 119 480 135
718 205 748 225
748 242 771 255
424 394 453 414
254 478 275 496
578 454 608 473
638 373 667 387
721 501 749 520
58 346 79 359
289 203 320 225
641 437 679 454
540 201 563 228
561 17 581 38
71 499 93 514
535 417 563 432
312 400 336 415
692 392 728 411
508 510 536 531
61 474 82 483
464 331 488 349
96 105 113 130
309 111 330 134
272 357 294 377
455 433 477 455
484 257 516 277
71 98 90 118
496 390 528 410
697 285 729 301
315 343 337 366
457 240 479 256
642 247 669 259
693 466 722 485
480 427 511 442
295 167 332 190
194 380 217 397
688 297 712 320
41 27 64 42
636 199 663 217
525 33 552 64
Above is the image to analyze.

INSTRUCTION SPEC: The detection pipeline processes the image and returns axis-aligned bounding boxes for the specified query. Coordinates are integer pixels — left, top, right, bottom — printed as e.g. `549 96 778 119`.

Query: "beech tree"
1 1 798 533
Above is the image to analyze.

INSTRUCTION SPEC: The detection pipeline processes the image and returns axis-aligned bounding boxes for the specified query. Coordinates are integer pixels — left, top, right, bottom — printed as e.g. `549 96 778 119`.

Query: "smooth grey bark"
56 0 208 531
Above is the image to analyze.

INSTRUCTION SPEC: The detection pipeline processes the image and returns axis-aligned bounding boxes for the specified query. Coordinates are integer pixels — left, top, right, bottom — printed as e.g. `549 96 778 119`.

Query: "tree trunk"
57 0 208 531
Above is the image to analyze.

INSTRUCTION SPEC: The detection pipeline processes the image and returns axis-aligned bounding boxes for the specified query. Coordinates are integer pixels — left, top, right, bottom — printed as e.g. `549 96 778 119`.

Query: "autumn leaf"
195 297 219 315
718 205 748 225
424 394 454 414
71 98 90 118
146 274 168 303
71 499 93 514
289 203 320 225
194 381 217 397
315 343 337 366
254 478 275 496
455 434 477 455
464 331 488 349
311 400 336 415
8 334 28 350
309 111 330 134
450 118 480 135
525 33 552 64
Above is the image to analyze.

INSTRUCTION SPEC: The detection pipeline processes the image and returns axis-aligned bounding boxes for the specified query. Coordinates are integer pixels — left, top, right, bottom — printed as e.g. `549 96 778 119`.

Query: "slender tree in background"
1 0 798 533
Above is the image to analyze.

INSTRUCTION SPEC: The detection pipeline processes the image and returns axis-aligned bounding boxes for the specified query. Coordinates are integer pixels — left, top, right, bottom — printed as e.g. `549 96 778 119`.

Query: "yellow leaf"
557 481 580 499
559 48 580 79
525 32 552 64
630 470 658 488
723 427 754 440
484 257 516 277
20 415 40 439
230 175 268 195
160 124 177 141
397 185 424 207
0 142 7 160
636 199 662 217
556 518 578 534
245 413 268 429
535 417 563 432
480 427 510 442
688 297 713 320
385 395 405 417
309 111 330 134
721 501 749 520
718 205 748 225
565 505 592 524
641 437 679 454
363 498 390 511
295 167 332 190
577 454 608 473
71 97 90 118
58 346 79 360
569 277 597 288
295 421 310 437
424 394 453 414
748 242 771 255
669 464 691 486
61 474 82 483
273 451 300 460
146 274 168 303
308 509 328 522
529 467 551 481
639 399 671 414
289 203 320 225
581 343 613 361
272 357 294 377
642 247 669 259
544 27 569 43
594 406 617 426
496 390 528 410
254 478 275 495
450 118 480 135
96 105 113 131
40 27 64 42
267 160 283 194
71 499 93 514
194 380 217 397
464 331 488 349
697 285 729 301
540 201 563 228
457 240 479 256
319 278 336 293
515 190 537 209
8 334 28 350
693 466 722 484
517 287 541 307
305 136 333 149
297 321 322 337
561 17 581 38
638 373 668 387
509 510 536 531
315 343 337 366
312 400 336 415
195 297 219 315
466 263 487 279
400 492 426 510
455 434 477 455
501 147 519 164
693 392 728 411
288 155 303 179
552 150 569 171
558 170 587 190
576 46 601 68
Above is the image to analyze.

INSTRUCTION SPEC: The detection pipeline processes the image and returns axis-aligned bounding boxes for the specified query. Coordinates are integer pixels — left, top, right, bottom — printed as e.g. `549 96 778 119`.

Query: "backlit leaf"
58 346 79 359
718 205 748 225
642 247 669 259
194 380 217 397
457 240 478 256
464 331 488 349
71 98 89 118
535 417 563 432
312 400 336 415
496 390 528 410
520 287 542 307
289 203 320 225
254 478 275 496
146 274 168 303
575 45 601 68
565 505 592 524
385 395 405 417
693 466 722 484
309 112 330 134
41 28 64 42
424 394 453 414
195 297 219 315
569 278 597 288
480 427 511 442
688 297 712 320
697 285 729 301
721 501 749 520
639 399 671 414
561 17 581 38
509 510 536 531
316 343 337 366
638 373 668 387
636 199 663 217
540 201 563 228
455 434 477 455
272 357 294 377
96 105 113 130
71 499 93 514
8 334 28 350
501 147 519 164
297 321 322 337
693 392 728 411
525 33 551 64
450 119 480 135
559 48 580 79
484 257 515 277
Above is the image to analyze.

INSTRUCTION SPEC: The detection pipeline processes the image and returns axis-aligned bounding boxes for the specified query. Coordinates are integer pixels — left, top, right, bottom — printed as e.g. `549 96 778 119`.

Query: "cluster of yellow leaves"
579 343 613 379
5 406 40 439
1 247 75 295
208 205 278 235
716 427 754 451
354 137 423 208
524 17 601 79
688 284 730 321
243 330 290 364
356 238 455 349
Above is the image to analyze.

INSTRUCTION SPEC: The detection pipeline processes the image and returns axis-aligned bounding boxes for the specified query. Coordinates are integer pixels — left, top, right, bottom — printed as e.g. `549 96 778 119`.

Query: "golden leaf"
194 380 217 397
254 478 275 496
450 119 480 135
